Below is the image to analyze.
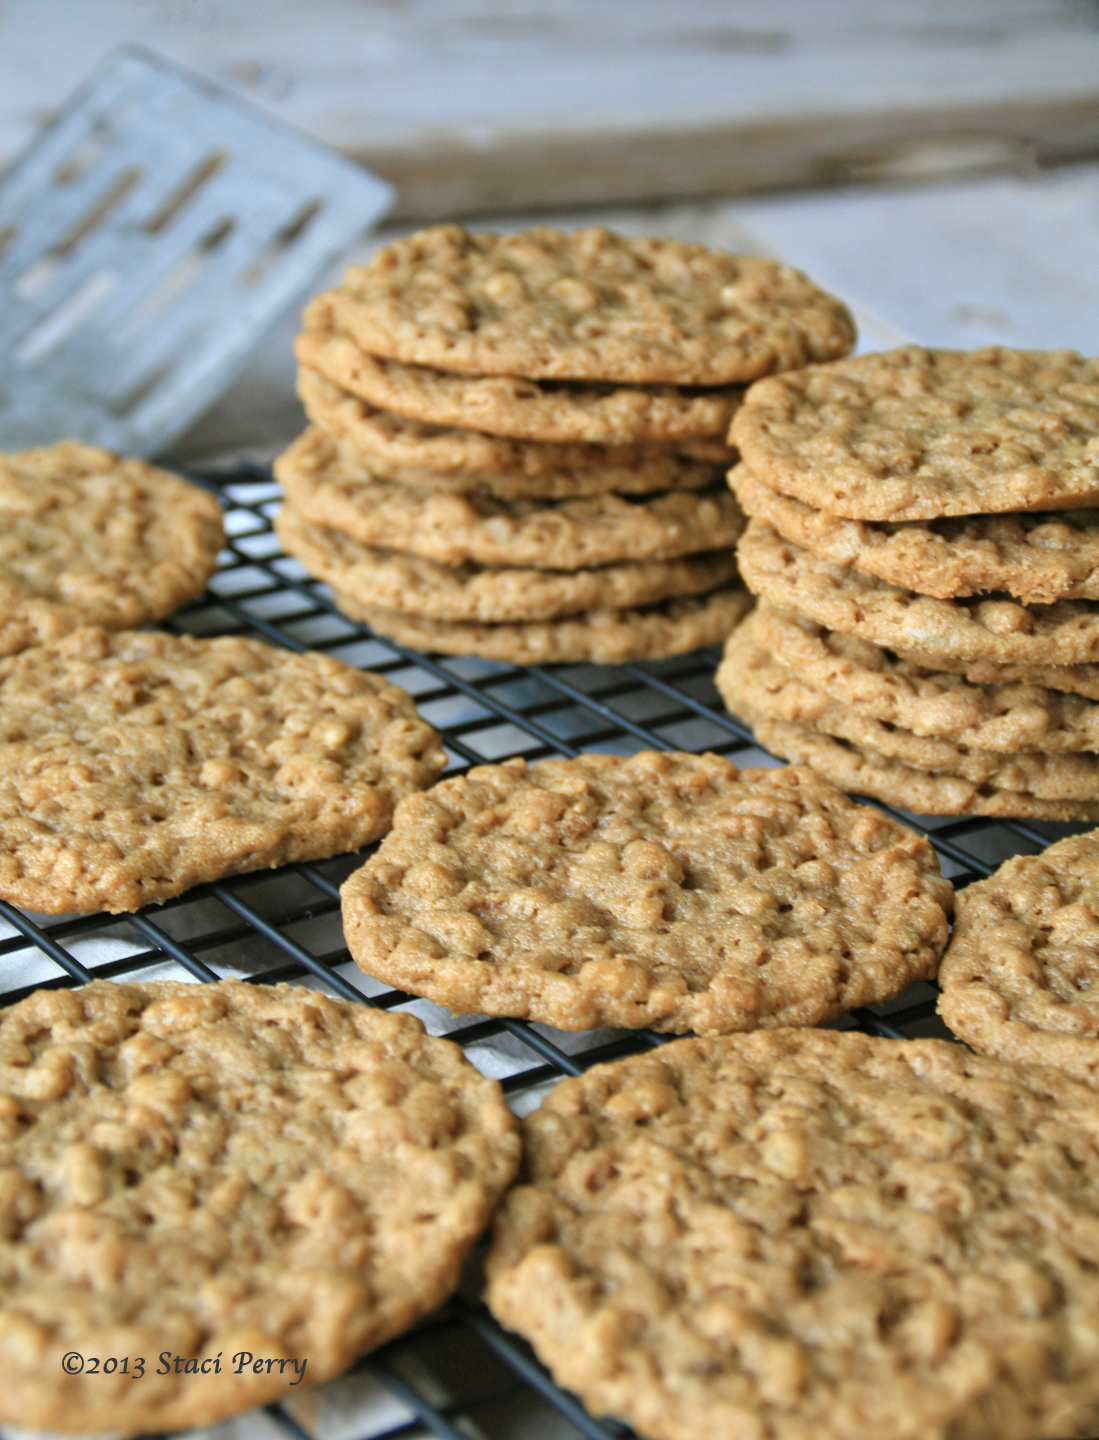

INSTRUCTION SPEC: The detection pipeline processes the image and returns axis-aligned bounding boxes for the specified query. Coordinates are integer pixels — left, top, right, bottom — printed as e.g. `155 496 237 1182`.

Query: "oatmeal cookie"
298 369 730 496
485 1029 1099 1440
0 440 224 656
729 605 1099 750
341 750 950 1034
895 650 1099 701
731 346 1099 521
732 464 1099 605
0 628 445 914
718 641 1099 797
337 584 752 664
738 521 1099 666
276 506 738 623
938 832 1099 1082
738 711 1099 820
323 224 855 384
296 320 742 445
0 979 518 1435
276 430 745 570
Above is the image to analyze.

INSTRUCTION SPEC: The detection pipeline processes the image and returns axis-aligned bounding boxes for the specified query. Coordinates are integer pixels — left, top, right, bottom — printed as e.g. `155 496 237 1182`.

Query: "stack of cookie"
717 345 1099 819
275 223 856 665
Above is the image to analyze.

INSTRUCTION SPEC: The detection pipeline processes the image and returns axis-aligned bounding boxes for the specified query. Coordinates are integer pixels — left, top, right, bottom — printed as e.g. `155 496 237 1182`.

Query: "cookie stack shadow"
273 224 857 665
717 345 1099 819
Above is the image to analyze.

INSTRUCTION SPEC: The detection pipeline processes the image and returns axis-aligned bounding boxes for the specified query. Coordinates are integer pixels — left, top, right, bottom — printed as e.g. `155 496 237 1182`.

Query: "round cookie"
737 711 1099 820
0 440 224 656
718 641 1099 798
897 649 1099 701
276 429 745 570
0 627 445 914
299 369 730 496
729 605 1099 750
731 464 1099 604
938 833 1099 1082
325 224 856 384
737 520 1099 666
0 979 519 1435
731 345 1099 521
337 584 752 665
341 750 951 1034
296 320 743 445
485 1029 1099 1440
276 506 739 623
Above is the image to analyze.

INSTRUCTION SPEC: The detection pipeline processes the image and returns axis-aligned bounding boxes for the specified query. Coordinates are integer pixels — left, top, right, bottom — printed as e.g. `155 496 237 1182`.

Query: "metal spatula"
0 46 393 457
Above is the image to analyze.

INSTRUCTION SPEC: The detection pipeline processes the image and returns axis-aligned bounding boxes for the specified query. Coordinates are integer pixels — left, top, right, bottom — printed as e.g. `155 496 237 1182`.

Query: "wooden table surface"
5 0 1099 218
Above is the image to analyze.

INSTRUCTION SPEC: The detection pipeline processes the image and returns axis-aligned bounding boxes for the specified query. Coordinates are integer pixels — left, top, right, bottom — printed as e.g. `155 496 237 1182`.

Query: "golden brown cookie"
338 584 752 665
341 751 950 1033
0 979 519 1435
732 345 1099 521
938 832 1099 1082
0 628 445 914
731 464 1099 605
296 321 743 445
0 440 224 656
485 1029 1099 1440
276 506 739 623
298 368 730 497
323 224 855 384
894 649 1099 700
718 641 1099 798
736 710 1099 820
276 428 745 570
729 604 1099 749
737 520 1099 666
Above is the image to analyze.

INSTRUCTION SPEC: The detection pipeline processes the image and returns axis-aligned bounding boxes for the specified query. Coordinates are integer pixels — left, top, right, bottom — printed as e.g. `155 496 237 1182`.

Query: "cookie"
738 520 1099 665
0 440 224 656
276 506 738 623
337 584 752 665
938 833 1099 1083
299 369 730 497
732 345 1099 521
732 464 1099 605
0 627 445 914
730 604 1099 750
718 641 1099 797
896 649 1099 701
485 1029 1099 1440
739 711 1099 820
0 979 519 1435
296 322 742 445
322 224 855 384
276 428 745 570
341 750 950 1034
722 613 1099 754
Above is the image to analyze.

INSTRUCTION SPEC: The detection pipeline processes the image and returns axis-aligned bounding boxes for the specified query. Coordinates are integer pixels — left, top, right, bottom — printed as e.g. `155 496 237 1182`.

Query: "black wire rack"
1 465 1091 1440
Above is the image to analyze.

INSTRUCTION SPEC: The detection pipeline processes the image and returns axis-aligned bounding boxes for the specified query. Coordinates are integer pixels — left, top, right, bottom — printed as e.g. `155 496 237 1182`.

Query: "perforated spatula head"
0 46 393 456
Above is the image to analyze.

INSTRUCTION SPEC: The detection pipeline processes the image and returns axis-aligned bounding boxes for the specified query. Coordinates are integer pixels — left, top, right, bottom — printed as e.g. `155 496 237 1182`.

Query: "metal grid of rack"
0 466 1090 1440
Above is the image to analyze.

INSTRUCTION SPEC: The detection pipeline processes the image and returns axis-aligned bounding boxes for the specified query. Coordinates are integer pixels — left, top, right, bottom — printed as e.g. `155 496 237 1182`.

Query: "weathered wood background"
5 0 1099 217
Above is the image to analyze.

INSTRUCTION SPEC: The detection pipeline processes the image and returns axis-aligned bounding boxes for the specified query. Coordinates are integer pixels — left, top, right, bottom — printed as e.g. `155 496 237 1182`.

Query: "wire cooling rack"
0 465 1091 1440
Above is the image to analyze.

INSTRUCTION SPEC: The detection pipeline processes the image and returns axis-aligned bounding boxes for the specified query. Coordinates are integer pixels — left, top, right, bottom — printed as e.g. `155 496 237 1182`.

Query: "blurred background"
4 0 1099 458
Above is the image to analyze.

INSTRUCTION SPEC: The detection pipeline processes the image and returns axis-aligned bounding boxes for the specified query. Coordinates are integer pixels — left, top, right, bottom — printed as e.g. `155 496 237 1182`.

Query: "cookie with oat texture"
0 979 518 1435
322 224 855 384
731 346 1099 521
0 440 223 656
0 628 445 914
938 832 1099 1082
341 750 950 1033
486 1029 1099 1440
